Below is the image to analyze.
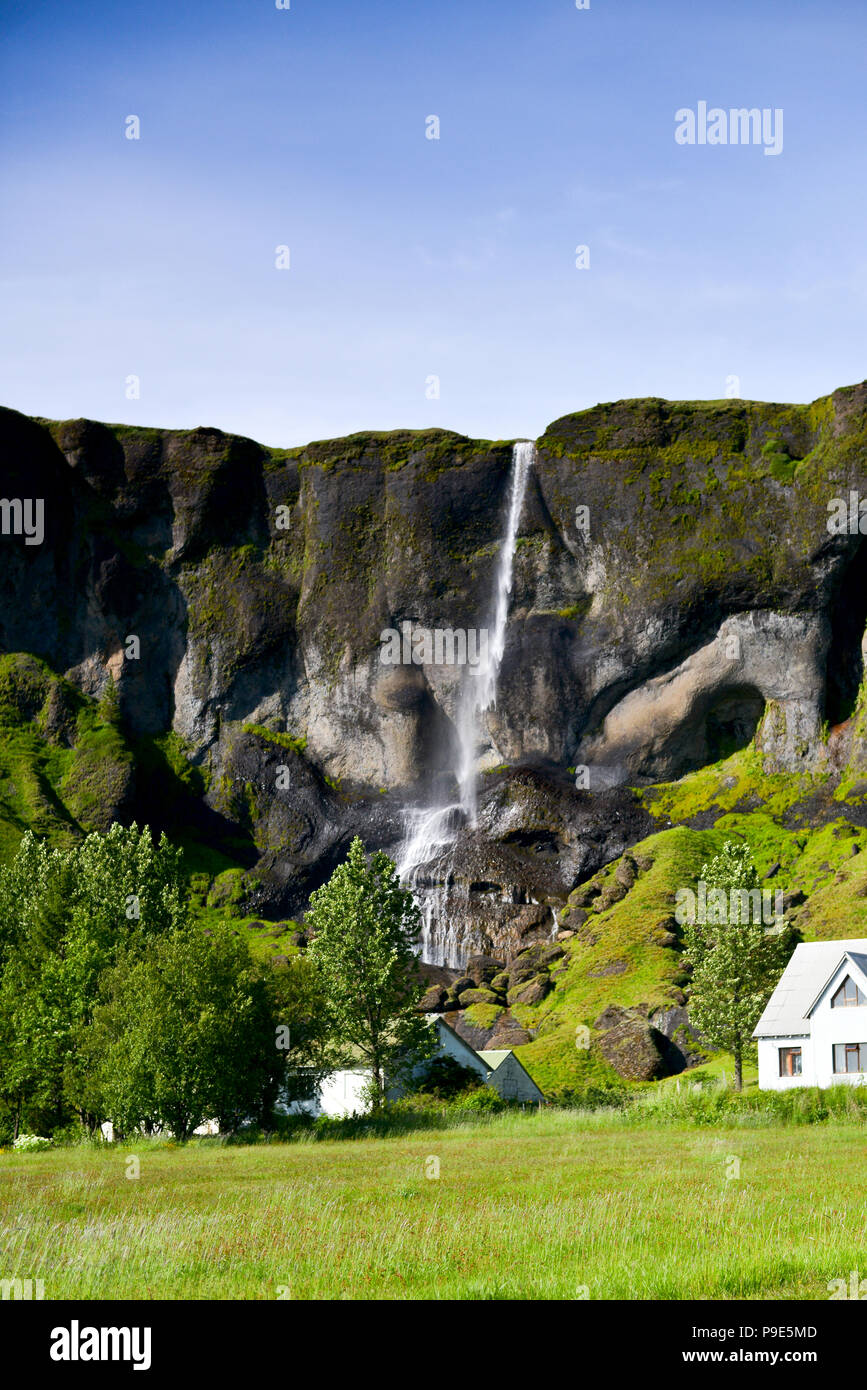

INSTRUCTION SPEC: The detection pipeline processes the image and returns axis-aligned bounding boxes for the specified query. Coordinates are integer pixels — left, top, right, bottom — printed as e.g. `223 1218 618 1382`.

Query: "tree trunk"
734 1043 743 1092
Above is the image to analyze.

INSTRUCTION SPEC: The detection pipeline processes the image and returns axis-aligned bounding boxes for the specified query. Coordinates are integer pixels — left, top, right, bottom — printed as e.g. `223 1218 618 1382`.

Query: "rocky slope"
3 385 867 1090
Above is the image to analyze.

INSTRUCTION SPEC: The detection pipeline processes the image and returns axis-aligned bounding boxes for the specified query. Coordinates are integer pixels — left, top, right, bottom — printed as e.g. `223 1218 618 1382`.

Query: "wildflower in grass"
12 1134 52 1151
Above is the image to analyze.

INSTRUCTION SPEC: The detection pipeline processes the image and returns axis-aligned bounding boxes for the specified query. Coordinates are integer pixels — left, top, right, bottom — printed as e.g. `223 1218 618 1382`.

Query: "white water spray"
397 441 534 965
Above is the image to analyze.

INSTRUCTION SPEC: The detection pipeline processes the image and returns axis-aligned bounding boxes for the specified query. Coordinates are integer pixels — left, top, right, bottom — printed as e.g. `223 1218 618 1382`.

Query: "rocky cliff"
4 386 867 1089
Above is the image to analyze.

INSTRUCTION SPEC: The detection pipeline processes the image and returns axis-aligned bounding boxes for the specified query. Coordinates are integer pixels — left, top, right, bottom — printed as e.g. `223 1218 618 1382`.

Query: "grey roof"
753 939 867 1038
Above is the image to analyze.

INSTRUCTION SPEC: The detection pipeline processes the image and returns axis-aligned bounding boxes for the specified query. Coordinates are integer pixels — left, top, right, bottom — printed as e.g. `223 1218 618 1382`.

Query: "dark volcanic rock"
596 1016 671 1082
459 987 500 1007
5 385 867 967
488 1026 533 1049
419 985 447 1013
508 974 553 1007
465 954 503 987
452 976 476 996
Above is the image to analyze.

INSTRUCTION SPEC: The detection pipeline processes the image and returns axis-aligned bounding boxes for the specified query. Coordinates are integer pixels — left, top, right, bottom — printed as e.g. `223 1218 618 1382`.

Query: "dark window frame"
778 1046 802 1077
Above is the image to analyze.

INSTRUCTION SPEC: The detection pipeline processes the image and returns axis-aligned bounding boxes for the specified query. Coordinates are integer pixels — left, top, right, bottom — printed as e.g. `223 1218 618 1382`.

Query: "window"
833 1043 867 1074
831 975 866 1008
779 1047 802 1077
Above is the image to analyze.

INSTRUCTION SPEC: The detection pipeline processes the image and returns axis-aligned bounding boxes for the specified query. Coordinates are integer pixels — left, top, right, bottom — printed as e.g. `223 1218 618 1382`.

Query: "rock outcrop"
3 384 867 961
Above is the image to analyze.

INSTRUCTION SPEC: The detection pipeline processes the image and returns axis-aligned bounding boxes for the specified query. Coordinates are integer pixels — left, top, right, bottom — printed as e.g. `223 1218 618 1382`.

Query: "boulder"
593 1004 631 1032
509 975 553 1007
419 985 447 1013
488 1027 533 1049
465 954 504 987
568 880 601 910
459 987 500 1007
587 958 629 978
648 1005 706 1070
615 857 636 892
538 943 565 965
596 1016 670 1082
508 961 538 987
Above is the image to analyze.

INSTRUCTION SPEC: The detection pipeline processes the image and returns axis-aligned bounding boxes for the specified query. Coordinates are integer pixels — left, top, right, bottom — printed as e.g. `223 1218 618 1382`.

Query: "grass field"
3 1110 867 1300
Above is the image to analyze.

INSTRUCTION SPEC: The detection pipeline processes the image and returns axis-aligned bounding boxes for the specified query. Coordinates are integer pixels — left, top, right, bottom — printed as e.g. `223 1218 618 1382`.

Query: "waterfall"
397 440 534 966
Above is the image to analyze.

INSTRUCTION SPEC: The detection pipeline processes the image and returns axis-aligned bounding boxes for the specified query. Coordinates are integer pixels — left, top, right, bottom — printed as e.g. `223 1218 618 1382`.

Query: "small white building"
286 1015 544 1117
754 938 867 1089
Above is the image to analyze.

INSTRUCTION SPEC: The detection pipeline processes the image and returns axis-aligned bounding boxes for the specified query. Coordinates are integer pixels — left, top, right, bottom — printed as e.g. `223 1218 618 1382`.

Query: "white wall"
318 1069 371 1117
486 1055 543 1103
283 1069 373 1118
433 1019 489 1080
810 967 867 1088
757 1036 813 1090
759 960 867 1089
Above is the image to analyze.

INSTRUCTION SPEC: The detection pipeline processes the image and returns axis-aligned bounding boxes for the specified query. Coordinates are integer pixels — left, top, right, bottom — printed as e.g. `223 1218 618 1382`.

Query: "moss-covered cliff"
4 383 867 1092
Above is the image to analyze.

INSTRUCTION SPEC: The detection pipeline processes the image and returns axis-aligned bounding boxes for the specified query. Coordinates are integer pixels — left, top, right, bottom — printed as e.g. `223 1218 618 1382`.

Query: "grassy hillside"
509 743 867 1093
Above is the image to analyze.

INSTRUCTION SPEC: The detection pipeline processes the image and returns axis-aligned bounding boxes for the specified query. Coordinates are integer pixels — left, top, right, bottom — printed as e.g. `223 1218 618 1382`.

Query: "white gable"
804 952 867 1018
753 939 867 1038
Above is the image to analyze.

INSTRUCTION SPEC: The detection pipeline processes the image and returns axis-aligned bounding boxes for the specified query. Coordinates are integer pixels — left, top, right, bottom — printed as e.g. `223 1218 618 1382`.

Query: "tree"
81 925 283 1139
268 952 334 1110
683 841 794 1090
0 823 189 1133
305 837 434 1106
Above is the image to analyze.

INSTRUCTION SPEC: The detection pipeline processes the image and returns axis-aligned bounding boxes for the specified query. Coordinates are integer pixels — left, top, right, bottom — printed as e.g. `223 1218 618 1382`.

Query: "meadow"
3 1105 867 1300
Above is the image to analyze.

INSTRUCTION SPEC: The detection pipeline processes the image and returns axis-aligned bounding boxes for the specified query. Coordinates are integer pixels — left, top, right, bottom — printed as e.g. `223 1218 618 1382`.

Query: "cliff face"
3 385 867 960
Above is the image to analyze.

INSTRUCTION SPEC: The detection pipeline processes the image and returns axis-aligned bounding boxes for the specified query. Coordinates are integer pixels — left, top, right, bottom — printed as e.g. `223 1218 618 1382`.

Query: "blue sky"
1 0 865 446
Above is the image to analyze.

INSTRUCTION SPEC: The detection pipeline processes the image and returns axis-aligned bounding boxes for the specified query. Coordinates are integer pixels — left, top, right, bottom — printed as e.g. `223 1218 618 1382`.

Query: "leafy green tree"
305 837 434 1106
81 925 282 1139
683 841 793 1090
0 823 188 1132
268 952 334 1109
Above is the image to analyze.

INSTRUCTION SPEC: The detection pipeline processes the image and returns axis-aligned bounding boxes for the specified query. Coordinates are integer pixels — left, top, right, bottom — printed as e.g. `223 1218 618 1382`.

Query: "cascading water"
397 440 534 966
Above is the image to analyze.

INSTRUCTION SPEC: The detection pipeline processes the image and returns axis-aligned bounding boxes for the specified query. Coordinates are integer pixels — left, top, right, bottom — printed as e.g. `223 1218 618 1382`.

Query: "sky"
1 0 865 447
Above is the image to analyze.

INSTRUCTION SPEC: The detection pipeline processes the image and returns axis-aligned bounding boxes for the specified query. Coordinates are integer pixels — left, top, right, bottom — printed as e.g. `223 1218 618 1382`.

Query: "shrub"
450 1087 507 1114
412 1055 484 1099
12 1134 52 1151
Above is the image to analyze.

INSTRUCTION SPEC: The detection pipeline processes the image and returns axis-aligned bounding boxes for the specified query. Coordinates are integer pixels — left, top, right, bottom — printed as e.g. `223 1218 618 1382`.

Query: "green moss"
639 745 822 826
556 598 592 621
206 868 247 910
462 1003 505 1030
242 724 308 755
61 719 134 832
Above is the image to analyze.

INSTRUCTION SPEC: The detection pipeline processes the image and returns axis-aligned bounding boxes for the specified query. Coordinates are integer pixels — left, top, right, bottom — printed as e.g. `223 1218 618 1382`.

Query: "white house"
753 939 867 1089
286 1015 544 1117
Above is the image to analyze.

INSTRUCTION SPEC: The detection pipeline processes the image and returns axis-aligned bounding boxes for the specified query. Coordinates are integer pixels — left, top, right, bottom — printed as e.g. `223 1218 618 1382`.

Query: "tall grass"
3 1109 867 1299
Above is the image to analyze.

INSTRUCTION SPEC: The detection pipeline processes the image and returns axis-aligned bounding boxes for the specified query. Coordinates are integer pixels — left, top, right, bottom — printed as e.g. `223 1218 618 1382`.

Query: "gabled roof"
803 952 867 1019
433 1018 543 1093
753 939 867 1038
432 1015 489 1070
477 1050 512 1069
